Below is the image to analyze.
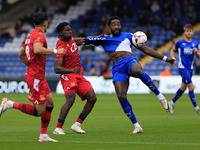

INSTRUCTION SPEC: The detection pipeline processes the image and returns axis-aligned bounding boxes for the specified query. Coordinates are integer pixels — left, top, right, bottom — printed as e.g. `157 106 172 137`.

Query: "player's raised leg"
0 98 38 117
130 62 170 112
114 81 143 134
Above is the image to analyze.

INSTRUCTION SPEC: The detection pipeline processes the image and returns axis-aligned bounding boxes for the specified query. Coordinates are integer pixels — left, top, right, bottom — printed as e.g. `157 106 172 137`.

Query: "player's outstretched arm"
33 43 66 55
138 45 176 66
193 47 200 58
54 59 80 74
18 47 28 66
74 37 85 46
169 46 176 66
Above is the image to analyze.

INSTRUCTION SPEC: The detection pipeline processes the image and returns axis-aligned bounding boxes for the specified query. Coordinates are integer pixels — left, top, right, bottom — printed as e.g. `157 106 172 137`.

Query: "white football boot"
53 128 65 135
130 127 143 134
0 98 10 116
160 97 171 112
71 124 86 134
38 135 58 142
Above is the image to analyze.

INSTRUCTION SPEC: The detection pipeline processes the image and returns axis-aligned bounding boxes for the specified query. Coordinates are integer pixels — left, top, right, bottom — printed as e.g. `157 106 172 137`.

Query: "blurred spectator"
171 17 182 36
0 24 10 38
151 0 160 14
26 13 33 25
185 6 197 25
143 28 151 40
131 27 137 34
82 59 95 75
100 60 111 77
92 61 101 76
19 12 27 24
72 29 79 37
161 2 171 17
55 0 68 14
81 45 95 52
47 0 58 20
100 16 107 26
121 5 132 18
82 13 93 27
126 0 133 9
111 6 121 17
90 0 99 14
35 3 46 13
173 1 182 17
160 66 171 76
162 17 172 31
7 25 16 38
138 14 147 26
21 21 33 33
15 20 22 35
154 15 162 26
78 29 86 37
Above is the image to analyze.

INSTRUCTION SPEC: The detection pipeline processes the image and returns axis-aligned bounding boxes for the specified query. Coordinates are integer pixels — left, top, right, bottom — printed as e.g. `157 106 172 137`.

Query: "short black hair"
107 16 121 26
33 12 48 26
56 22 70 33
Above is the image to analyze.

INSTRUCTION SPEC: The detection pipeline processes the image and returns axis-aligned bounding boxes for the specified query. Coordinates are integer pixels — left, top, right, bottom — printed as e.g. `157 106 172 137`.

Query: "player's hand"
166 57 176 67
57 48 66 55
72 67 81 74
193 47 198 53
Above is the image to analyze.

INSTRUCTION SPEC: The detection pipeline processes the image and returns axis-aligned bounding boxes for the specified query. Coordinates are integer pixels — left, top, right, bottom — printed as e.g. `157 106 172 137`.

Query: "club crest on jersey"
71 43 78 52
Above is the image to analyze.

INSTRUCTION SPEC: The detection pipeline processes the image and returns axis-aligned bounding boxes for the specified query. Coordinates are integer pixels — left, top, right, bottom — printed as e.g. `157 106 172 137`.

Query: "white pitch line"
0 140 200 146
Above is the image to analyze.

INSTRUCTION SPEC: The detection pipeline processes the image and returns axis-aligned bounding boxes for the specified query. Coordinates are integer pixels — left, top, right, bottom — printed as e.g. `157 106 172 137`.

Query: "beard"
111 28 121 36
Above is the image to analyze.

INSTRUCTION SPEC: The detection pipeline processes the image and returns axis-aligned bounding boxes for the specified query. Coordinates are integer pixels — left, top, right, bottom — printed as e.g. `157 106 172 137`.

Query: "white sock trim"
157 93 165 101
134 122 141 128
75 122 81 126
195 106 199 111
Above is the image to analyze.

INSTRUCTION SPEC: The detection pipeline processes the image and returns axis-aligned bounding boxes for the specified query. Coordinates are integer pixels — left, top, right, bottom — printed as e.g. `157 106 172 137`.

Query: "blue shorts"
112 56 139 84
178 68 193 84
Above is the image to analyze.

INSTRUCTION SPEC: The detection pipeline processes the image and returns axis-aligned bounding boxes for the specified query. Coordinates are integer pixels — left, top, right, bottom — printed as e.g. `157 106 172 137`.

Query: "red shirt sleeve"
33 32 46 45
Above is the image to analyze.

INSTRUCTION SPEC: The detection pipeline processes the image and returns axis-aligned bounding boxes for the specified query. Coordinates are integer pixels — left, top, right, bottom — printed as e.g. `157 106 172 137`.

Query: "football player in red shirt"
53 22 97 135
0 13 65 142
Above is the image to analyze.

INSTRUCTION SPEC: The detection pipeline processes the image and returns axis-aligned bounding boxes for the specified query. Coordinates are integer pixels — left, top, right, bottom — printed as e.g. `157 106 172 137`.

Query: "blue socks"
139 72 160 95
189 91 197 107
172 88 184 103
172 89 198 108
120 100 137 124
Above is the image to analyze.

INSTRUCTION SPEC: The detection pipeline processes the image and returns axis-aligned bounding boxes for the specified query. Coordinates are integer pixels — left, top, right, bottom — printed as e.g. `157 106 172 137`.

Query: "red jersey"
23 28 47 79
54 38 83 74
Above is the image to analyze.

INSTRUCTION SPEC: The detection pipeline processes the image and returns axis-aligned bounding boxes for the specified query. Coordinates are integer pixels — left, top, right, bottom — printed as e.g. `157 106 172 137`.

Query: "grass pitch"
0 93 200 150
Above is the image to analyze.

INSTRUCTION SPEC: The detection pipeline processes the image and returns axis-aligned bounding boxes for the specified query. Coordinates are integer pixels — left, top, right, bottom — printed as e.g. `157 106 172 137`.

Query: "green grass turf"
0 93 200 150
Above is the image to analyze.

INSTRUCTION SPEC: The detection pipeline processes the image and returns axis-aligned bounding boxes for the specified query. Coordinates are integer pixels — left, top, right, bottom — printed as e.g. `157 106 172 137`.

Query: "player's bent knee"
117 93 127 101
37 109 46 116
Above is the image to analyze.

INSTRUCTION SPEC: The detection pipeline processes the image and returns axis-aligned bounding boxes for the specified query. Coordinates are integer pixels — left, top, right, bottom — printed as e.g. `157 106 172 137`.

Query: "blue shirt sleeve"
174 40 180 49
85 35 106 46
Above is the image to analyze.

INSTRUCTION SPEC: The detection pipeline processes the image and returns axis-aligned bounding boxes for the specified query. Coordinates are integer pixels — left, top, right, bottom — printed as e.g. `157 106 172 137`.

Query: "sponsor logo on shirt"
184 47 193 54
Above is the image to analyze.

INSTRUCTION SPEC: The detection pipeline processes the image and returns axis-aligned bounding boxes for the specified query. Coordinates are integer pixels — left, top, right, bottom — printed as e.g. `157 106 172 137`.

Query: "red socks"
13 102 38 116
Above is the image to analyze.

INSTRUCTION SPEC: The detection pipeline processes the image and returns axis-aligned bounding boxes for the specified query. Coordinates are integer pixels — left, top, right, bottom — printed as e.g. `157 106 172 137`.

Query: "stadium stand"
1 0 200 77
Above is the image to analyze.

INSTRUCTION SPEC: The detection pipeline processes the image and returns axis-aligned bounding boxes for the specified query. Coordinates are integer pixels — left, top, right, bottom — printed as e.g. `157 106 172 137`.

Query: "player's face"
61 25 72 40
184 28 194 39
110 19 122 36
44 21 48 33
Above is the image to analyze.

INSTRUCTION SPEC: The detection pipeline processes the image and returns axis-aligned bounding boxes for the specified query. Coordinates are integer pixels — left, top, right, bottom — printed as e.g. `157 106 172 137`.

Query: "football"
132 31 147 47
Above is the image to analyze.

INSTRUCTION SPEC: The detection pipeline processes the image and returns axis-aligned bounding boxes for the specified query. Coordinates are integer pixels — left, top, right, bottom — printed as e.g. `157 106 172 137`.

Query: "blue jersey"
174 39 199 70
85 32 133 53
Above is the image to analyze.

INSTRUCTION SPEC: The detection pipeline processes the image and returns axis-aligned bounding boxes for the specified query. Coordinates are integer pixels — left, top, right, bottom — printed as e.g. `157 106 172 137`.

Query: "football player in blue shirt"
169 24 200 114
84 16 175 134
